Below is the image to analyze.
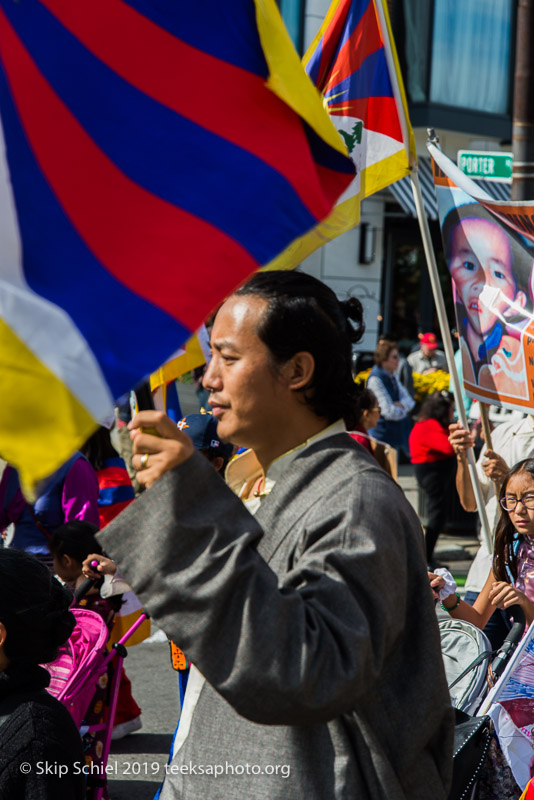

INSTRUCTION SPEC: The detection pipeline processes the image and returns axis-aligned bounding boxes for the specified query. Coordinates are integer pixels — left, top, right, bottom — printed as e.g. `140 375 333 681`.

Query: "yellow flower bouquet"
411 370 450 402
354 369 450 403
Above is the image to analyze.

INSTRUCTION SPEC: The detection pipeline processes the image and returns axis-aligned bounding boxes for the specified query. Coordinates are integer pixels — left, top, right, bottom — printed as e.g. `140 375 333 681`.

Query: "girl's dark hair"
374 339 397 366
49 521 102 565
0 549 75 666
354 388 377 426
494 458 534 583
417 391 454 429
234 271 365 428
81 426 118 472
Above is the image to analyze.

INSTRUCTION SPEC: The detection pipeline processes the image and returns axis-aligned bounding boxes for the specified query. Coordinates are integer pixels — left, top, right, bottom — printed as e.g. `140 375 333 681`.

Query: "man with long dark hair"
95 271 453 799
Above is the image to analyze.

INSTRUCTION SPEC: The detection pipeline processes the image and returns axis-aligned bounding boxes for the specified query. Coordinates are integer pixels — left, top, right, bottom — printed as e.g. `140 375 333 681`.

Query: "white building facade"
281 0 516 357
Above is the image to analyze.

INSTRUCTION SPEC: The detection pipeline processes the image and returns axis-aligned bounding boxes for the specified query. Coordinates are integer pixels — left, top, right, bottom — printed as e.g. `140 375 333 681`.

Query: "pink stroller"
42 577 149 800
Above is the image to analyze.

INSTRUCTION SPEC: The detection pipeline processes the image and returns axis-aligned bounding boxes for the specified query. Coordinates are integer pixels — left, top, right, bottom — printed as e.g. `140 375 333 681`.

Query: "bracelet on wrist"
441 592 461 613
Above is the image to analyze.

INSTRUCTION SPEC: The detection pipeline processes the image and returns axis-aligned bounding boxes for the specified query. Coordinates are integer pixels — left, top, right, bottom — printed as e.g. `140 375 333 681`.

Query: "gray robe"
99 434 453 799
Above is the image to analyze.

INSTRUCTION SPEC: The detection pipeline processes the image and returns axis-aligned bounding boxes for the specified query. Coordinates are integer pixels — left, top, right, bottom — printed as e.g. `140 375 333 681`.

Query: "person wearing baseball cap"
177 414 234 474
408 332 448 374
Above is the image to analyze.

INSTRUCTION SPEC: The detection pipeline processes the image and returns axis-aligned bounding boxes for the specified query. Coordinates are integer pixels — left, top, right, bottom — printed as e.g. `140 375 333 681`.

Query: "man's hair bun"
339 296 365 344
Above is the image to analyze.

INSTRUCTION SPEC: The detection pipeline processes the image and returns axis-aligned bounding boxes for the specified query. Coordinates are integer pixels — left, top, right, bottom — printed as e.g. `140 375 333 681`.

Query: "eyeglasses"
500 494 534 512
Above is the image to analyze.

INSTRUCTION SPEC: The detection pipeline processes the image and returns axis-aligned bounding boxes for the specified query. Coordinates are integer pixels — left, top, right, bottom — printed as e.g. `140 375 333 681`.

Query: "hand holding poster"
429 144 534 412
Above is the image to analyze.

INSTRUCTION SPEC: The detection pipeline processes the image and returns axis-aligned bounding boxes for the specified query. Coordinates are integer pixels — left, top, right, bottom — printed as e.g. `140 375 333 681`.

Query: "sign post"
457 150 513 183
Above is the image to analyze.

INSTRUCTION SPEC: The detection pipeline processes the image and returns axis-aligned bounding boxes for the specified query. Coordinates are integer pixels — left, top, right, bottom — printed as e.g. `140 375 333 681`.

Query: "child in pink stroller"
44 522 148 799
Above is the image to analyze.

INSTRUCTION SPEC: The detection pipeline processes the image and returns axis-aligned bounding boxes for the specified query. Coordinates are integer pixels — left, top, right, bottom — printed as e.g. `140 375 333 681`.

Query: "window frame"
277 0 306 54
393 0 516 139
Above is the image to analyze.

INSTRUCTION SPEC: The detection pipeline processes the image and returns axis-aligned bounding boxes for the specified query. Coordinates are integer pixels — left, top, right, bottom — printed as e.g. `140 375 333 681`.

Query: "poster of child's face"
448 217 526 337
441 202 534 404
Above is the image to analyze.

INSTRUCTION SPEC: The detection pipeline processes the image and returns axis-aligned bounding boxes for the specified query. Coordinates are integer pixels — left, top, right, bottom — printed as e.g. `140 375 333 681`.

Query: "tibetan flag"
151 327 210 420
479 622 534 790
150 327 211 391
521 779 534 800
270 0 416 269
108 590 151 648
0 0 355 491
96 457 135 529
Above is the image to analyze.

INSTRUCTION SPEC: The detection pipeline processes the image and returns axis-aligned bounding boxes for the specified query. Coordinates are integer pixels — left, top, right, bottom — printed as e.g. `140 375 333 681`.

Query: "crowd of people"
3 270 534 799
0 272 457 800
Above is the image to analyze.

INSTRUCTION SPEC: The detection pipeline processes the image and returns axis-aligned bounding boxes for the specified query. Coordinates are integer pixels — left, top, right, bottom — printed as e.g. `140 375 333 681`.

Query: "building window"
278 0 304 53
430 0 512 114
400 0 513 119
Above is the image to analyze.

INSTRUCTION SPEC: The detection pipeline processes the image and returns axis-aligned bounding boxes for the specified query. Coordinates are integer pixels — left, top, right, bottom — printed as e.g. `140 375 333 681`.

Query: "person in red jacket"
409 391 456 568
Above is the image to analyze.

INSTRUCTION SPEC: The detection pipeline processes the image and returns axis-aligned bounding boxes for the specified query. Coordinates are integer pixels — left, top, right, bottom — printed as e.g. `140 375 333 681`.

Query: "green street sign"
457 150 513 183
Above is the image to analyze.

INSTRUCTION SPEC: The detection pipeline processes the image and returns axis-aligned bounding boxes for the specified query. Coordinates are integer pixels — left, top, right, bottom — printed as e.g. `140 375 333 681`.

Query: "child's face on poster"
449 217 526 336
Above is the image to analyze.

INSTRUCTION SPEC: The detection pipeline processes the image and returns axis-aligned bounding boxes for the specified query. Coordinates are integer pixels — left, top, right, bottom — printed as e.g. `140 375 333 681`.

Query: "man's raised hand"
129 410 195 488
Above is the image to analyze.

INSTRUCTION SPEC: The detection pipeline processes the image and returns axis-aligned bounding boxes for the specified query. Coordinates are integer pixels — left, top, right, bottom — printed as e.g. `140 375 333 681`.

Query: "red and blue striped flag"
0 0 355 490
272 0 416 268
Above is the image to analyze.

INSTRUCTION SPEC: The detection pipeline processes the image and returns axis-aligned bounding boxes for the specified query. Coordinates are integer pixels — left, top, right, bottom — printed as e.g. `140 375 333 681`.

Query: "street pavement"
397 463 478 590
106 639 178 799
175 379 202 417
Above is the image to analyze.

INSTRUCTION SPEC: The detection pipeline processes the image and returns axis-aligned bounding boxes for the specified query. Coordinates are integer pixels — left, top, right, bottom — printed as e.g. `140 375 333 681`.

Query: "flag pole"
373 0 413 166
374 0 492 550
408 136 493 555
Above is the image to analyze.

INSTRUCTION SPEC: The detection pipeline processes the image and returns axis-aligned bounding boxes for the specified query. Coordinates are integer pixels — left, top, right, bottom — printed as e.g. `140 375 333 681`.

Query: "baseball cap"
177 414 233 459
420 333 438 350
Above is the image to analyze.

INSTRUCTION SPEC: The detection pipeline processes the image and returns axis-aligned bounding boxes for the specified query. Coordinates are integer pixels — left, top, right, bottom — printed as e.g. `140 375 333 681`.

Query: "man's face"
203 295 290 450
420 343 434 358
449 218 523 335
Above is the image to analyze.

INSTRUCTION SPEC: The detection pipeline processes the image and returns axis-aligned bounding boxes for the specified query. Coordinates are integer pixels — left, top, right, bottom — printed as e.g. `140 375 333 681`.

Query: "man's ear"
282 352 315 391
0 622 6 649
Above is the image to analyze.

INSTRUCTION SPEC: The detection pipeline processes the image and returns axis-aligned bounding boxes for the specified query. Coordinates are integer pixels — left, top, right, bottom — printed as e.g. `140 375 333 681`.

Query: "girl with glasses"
433 457 534 627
